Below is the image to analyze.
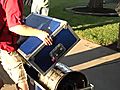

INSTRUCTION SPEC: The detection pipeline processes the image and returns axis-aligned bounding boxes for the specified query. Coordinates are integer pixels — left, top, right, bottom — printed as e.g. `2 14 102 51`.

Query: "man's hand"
9 25 53 45
38 31 53 46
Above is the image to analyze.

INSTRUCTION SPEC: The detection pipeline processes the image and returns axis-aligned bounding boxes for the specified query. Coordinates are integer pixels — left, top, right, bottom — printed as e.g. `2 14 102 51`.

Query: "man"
115 1 120 50
31 0 49 16
0 0 52 90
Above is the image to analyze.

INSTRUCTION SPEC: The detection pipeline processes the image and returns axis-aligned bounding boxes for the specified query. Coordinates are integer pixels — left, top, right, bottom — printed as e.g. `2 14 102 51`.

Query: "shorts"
0 49 27 84
31 0 49 16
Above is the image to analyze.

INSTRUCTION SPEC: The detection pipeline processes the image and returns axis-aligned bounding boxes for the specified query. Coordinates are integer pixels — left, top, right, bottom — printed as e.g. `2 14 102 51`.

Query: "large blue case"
17 13 80 75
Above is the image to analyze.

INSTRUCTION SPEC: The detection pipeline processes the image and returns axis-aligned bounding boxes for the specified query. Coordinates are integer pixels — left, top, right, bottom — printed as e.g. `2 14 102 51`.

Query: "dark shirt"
0 0 23 52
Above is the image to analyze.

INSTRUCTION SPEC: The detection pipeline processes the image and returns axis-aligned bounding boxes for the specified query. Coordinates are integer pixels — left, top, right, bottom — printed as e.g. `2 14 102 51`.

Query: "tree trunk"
88 0 103 8
105 0 119 3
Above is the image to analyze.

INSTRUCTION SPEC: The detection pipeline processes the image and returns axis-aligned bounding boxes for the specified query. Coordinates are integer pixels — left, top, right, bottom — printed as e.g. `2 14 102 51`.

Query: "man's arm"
9 24 52 46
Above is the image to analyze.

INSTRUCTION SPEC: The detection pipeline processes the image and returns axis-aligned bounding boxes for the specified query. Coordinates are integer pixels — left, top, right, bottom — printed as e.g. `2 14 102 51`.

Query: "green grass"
75 23 119 45
24 0 120 46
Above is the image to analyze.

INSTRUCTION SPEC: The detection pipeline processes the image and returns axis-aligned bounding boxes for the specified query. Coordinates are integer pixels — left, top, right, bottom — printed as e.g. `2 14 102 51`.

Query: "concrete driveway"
1 39 120 90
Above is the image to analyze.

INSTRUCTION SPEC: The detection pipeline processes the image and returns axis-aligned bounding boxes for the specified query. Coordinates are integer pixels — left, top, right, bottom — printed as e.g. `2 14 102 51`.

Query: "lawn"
24 0 120 46
49 0 120 46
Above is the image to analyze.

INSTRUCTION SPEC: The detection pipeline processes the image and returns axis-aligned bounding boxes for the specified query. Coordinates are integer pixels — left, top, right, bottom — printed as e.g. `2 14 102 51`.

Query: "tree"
65 0 118 16
88 0 103 8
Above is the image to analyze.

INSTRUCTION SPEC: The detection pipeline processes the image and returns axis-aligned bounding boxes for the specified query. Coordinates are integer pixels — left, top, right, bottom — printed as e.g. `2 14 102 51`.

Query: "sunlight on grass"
75 23 119 45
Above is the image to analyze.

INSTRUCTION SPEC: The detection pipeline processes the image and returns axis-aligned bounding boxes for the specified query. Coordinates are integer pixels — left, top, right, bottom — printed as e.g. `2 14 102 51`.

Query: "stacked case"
17 13 80 75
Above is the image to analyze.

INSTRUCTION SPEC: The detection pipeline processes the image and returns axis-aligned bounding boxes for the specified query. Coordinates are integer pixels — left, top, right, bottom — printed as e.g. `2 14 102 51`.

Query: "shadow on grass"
105 41 118 51
73 20 119 30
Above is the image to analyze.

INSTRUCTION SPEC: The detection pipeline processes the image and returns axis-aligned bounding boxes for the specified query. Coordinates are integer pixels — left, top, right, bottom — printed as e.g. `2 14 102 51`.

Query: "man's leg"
117 23 120 49
16 79 29 90
0 50 29 90
31 0 49 16
115 1 120 50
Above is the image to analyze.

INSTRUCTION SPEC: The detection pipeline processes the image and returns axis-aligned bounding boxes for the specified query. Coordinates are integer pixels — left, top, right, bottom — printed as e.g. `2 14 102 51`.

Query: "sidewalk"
1 39 120 90
60 39 120 70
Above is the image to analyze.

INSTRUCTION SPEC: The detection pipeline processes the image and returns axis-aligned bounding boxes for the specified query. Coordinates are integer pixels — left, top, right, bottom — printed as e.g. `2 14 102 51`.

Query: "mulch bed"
66 6 118 16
